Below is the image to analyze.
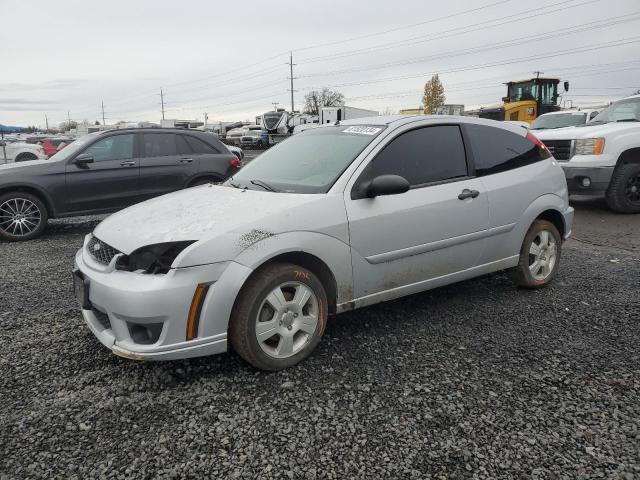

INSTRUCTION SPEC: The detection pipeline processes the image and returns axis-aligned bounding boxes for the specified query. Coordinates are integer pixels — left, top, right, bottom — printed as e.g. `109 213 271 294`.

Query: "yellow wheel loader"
479 77 569 124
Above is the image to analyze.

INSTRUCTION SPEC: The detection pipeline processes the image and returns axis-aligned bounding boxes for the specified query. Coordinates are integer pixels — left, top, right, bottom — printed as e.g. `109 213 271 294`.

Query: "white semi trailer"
319 106 378 125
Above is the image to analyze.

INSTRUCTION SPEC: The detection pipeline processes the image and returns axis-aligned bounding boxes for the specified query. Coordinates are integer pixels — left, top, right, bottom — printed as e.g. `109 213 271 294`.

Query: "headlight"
116 241 196 274
575 138 605 155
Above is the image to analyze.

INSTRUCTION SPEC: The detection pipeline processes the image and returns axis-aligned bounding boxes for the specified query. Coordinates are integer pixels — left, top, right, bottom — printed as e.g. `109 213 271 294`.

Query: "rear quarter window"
464 124 545 176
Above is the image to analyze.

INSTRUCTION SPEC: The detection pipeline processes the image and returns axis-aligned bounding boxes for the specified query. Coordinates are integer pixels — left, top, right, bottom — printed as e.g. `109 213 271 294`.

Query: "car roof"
339 114 528 135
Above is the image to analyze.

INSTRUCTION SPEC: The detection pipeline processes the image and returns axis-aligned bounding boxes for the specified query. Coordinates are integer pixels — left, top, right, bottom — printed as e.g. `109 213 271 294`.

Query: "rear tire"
510 219 561 288
229 263 328 371
0 192 48 241
15 153 38 162
605 163 640 213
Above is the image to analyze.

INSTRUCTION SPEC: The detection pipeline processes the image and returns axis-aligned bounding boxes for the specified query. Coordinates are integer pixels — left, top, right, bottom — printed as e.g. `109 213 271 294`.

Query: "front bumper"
561 165 614 194
74 239 252 361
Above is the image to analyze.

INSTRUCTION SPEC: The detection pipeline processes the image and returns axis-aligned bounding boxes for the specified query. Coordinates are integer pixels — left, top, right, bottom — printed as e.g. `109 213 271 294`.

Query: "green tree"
422 74 446 114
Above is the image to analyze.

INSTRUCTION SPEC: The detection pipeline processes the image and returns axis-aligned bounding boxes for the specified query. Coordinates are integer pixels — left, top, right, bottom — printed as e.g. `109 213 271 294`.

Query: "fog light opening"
581 177 592 188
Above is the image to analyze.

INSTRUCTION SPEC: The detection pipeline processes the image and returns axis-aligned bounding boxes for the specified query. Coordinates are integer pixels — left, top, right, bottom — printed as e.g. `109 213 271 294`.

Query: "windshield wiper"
250 179 278 192
616 118 639 122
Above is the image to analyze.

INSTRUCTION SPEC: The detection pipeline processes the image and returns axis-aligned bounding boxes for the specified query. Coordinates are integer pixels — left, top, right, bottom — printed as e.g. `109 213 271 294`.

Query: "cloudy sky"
1 0 639 128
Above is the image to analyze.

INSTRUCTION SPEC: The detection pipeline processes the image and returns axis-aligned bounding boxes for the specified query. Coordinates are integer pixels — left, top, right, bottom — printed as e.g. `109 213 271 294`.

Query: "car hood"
534 122 640 140
93 185 323 256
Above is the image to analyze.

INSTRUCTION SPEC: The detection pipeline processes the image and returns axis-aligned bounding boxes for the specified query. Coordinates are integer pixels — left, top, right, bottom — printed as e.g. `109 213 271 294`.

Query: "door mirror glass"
366 174 410 198
73 153 94 166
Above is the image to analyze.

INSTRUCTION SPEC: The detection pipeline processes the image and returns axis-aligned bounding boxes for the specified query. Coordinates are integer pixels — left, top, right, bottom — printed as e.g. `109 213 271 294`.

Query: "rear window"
464 124 547 176
184 136 219 154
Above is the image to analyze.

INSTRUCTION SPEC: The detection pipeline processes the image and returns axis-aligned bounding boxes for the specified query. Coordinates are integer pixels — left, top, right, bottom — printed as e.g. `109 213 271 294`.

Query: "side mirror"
73 153 94 166
564 81 569 92
365 174 410 198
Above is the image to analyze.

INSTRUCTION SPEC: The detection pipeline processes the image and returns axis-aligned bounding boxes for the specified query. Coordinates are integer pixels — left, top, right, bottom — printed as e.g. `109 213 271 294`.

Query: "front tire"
605 163 640 213
510 219 561 288
0 192 48 241
229 263 328 371
15 153 38 162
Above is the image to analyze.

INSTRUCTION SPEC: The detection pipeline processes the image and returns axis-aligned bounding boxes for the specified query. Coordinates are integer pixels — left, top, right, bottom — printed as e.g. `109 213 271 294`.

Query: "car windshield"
47 134 98 161
590 97 640 123
227 125 385 193
531 112 587 130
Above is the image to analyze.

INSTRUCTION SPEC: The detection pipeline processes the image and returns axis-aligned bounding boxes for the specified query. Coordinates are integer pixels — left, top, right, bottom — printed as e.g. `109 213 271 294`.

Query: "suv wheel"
510 219 561 288
0 192 48 241
229 263 328 371
606 163 640 213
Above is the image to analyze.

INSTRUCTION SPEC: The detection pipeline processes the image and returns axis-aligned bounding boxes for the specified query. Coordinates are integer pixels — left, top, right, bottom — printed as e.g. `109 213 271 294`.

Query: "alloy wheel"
255 281 319 359
528 230 557 281
0 198 42 237
626 173 640 204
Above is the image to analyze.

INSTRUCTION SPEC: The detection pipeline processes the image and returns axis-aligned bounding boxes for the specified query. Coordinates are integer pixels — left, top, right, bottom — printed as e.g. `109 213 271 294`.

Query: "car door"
345 124 490 300
138 132 199 199
64 133 140 213
462 123 554 263
181 134 228 179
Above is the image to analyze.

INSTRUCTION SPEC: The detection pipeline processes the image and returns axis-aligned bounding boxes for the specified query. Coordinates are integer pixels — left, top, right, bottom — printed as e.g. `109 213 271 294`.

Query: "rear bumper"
562 165 613 194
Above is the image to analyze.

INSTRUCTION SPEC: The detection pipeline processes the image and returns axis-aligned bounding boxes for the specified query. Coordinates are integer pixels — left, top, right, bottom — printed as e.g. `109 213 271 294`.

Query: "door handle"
458 189 480 200
179 158 193 163
120 161 136 167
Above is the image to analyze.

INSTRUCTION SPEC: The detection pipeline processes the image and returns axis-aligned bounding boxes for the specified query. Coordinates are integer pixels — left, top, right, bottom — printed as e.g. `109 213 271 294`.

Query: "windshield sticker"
342 126 381 135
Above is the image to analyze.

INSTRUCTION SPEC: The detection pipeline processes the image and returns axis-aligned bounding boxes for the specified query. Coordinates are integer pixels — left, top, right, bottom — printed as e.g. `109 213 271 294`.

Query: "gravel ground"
1 200 639 480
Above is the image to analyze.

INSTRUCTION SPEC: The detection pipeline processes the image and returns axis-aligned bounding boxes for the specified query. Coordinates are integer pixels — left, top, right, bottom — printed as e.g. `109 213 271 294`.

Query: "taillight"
526 131 550 154
229 158 241 168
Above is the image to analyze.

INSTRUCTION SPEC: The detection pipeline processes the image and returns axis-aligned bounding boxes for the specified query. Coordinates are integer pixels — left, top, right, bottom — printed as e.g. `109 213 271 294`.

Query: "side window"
369 125 467 186
143 133 176 157
83 134 133 161
589 111 599 120
176 135 193 155
184 136 219 154
465 124 543 176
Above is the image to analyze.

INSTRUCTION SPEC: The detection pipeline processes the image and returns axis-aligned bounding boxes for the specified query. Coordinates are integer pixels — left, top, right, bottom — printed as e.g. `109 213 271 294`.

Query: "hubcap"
528 230 557 281
626 174 640 204
0 198 41 237
255 281 319 359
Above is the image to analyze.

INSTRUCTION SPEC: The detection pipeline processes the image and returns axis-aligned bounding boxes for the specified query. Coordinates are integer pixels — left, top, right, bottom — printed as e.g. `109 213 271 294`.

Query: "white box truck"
320 106 378 125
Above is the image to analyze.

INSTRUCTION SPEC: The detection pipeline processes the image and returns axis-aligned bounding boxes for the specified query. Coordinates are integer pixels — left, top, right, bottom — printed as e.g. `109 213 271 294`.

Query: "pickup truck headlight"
116 241 196 274
575 138 605 155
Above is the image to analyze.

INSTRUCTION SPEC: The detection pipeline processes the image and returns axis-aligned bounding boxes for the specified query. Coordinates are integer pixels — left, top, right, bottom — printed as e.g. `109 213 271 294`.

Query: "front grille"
92 307 111 330
543 140 573 161
87 236 120 265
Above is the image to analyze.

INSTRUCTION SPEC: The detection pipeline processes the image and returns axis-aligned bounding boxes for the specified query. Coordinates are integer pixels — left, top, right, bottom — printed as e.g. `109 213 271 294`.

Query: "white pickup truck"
535 95 640 213
0 140 46 164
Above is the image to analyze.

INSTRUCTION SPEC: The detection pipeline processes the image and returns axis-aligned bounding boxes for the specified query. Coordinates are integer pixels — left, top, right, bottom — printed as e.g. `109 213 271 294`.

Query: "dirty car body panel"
74 116 573 361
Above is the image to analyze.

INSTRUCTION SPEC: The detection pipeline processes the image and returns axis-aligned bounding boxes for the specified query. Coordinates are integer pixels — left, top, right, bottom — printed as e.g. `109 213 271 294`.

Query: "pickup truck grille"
543 140 573 161
87 236 120 265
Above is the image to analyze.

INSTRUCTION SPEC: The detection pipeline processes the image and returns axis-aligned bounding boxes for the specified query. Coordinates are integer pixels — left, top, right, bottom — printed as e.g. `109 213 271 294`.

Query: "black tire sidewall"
606 163 640 213
0 192 48 241
230 263 328 371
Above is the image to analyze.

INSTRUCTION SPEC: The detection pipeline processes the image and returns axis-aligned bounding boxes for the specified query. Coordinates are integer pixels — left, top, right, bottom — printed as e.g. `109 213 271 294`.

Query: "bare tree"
381 106 396 116
58 120 78 132
303 88 345 115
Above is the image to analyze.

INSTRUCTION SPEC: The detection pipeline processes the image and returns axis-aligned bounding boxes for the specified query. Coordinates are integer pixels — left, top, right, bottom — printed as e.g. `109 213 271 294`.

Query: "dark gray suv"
0 128 241 241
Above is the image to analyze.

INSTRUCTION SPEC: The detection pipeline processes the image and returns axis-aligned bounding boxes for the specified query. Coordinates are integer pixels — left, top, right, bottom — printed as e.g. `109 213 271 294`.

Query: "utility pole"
160 88 166 120
533 70 543 79
203 112 208 129
101 100 106 126
45 114 49 132
67 111 72 132
271 102 279 111
288 51 297 112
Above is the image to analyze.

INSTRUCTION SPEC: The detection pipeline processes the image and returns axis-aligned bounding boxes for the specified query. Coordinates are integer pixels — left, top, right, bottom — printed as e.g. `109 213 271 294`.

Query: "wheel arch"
617 147 640 166
0 184 56 217
186 173 224 187
536 208 566 239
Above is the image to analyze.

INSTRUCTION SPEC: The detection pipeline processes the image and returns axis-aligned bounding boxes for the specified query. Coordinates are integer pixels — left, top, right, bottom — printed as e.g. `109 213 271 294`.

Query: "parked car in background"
531 109 600 132
536 95 640 212
41 137 74 158
227 145 244 160
0 128 240 241
0 140 46 163
240 130 268 149
73 116 572 370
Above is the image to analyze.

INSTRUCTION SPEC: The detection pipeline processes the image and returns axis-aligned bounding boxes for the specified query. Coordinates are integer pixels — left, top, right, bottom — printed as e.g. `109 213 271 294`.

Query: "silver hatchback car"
73 116 573 370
